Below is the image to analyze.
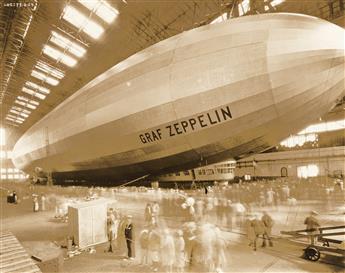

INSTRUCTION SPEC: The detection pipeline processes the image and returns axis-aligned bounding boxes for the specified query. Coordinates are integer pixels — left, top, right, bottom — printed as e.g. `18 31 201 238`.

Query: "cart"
281 225 345 262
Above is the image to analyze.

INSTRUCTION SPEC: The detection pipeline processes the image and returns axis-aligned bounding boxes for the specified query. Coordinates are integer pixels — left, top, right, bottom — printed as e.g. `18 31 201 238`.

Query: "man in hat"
304 211 320 245
124 215 135 259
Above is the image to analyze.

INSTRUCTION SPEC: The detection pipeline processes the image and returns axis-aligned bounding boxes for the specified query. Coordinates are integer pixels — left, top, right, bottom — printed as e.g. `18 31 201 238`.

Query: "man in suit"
124 215 135 260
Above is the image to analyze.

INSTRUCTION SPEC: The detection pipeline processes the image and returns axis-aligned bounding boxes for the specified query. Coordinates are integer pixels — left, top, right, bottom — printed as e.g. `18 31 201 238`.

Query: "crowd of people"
2 176 343 272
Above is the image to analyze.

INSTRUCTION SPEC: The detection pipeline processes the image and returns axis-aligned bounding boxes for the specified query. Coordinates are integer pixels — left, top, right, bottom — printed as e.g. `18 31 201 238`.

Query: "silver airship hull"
12 13 345 183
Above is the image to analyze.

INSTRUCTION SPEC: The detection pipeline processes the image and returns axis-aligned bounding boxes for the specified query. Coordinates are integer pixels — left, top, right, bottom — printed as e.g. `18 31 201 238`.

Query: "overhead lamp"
25 81 50 94
78 0 119 24
43 44 77 67
50 31 86 58
22 87 46 100
35 60 65 79
62 5 104 39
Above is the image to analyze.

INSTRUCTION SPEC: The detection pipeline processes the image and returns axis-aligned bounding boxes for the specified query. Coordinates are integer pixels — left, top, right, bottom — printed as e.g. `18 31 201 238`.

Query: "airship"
12 13 345 183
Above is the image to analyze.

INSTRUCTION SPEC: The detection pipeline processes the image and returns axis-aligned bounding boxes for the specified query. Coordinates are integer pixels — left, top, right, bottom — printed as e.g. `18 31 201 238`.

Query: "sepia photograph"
0 0 344 272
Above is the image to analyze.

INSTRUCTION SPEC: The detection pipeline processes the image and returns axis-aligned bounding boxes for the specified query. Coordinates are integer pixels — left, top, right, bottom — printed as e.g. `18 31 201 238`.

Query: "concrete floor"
1 181 344 273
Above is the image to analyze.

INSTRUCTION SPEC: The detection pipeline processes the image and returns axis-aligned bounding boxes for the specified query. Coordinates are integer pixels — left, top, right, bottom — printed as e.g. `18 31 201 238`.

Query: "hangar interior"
0 1 345 273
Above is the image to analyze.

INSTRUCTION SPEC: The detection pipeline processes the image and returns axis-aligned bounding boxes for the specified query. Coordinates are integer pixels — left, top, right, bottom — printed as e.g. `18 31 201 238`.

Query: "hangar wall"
235 146 345 178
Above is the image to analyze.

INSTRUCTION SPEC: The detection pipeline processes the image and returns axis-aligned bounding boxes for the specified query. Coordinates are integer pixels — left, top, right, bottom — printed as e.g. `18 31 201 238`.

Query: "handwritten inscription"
139 105 233 144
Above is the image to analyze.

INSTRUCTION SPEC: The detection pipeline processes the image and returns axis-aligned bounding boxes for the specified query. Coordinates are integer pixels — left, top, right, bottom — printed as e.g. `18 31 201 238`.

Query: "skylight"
78 0 119 24
17 96 39 106
25 81 50 94
22 87 46 100
9 109 29 118
0 128 5 146
6 115 24 123
50 31 86 58
12 106 31 115
271 0 285 7
31 70 59 86
15 100 37 110
62 5 104 39
35 60 65 79
42 45 77 67
6 116 22 124
210 13 228 24
239 0 250 16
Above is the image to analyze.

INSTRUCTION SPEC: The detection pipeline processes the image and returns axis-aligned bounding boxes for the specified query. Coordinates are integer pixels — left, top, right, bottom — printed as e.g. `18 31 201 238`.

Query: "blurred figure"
40 194 46 211
282 184 290 201
152 201 160 225
304 211 320 245
161 229 175 273
106 208 116 252
148 228 161 272
175 230 185 273
12 191 18 204
144 203 153 225
139 229 149 265
214 228 226 273
183 222 196 264
252 214 266 250
124 215 135 260
33 195 39 212
195 199 204 222
245 215 256 250
261 211 274 247
226 200 233 230
233 201 246 229
266 188 275 207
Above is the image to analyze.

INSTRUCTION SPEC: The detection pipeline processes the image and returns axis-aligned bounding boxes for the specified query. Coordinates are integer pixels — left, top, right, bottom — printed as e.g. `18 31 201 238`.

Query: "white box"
68 199 108 248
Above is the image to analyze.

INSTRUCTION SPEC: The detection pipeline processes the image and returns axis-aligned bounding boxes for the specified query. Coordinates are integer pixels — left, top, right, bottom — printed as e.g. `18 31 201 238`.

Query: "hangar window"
78 0 119 24
35 60 65 79
15 100 37 110
49 31 86 58
239 0 250 16
271 0 285 7
9 109 29 118
210 13 228 24
17 96 39 106
62 5 104 39
5 116 21 124
42 45 77 67
6 115 24 123
31 70 59 86
12 107 31 115
297 164 319 178
280 133 317 148
22 87 46 100
0 128 5 146
299 119 345 134
25 81 50 94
